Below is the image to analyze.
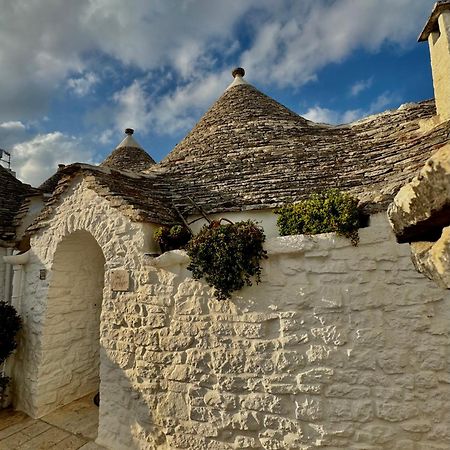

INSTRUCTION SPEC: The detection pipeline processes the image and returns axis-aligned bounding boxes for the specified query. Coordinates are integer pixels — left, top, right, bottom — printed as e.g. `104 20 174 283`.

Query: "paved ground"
0 394 105 449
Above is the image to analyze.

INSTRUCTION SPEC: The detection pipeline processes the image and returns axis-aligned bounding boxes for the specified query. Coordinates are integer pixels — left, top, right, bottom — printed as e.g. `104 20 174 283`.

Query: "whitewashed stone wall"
98 213 449 450
14 179 450 449
39 230 105 410
13 176 152 422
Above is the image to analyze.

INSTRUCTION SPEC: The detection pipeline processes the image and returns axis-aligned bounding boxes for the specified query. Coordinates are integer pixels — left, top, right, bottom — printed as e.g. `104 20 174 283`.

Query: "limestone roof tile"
27 164 177 233
100 130 156 172
27 77 450 233
0 166 34 243
146 82 446 215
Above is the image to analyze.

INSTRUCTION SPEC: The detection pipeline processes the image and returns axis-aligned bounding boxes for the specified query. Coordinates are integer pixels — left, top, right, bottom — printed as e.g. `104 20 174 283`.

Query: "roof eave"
418 1 450 42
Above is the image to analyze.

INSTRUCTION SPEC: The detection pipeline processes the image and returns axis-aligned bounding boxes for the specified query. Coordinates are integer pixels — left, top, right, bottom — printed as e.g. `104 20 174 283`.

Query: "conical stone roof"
147 69 444 214
28 69 450 234
101 129 155 172
162 80 310 165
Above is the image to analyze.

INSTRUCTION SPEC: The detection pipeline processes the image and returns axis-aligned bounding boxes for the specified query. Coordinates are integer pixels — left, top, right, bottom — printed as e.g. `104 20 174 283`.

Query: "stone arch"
15 180 152 418
36 230 105 414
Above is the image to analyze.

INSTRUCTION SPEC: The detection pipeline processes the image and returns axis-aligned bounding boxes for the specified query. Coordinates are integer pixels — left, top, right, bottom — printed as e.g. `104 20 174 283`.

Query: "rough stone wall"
15 179 450 449
38 230 105 411
13 177 151 420
99 213 450 450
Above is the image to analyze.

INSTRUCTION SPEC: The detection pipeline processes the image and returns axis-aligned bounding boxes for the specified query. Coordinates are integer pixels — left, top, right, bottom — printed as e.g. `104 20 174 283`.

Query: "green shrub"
186 220 267 300
154 224 191 253
0 301 21 403
276 189 361 245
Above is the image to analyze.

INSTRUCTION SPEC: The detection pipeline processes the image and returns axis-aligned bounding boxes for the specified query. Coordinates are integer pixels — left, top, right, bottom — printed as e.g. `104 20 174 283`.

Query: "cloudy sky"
0 0 437 186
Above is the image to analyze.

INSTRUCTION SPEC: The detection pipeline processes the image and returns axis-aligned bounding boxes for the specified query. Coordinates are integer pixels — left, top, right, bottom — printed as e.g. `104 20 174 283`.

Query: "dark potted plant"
154 224 192 253
0 301 21 407
186 220 267 300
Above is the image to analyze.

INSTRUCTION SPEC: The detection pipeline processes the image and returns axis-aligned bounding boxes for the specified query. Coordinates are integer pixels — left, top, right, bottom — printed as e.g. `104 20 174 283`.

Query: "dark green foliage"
276 189 361 245
0 301 21 362
0 301 21 401
154 224 191 253
186 220 267 300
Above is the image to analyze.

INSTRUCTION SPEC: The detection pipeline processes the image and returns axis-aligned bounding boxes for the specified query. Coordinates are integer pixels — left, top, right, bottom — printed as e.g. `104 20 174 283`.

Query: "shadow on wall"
96 215 450 449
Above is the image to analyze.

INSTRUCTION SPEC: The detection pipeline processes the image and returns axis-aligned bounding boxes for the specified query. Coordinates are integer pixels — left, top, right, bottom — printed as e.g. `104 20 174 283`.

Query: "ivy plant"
0 301 21 404
186 220 267 300
276 189 361 245
154 224 191 253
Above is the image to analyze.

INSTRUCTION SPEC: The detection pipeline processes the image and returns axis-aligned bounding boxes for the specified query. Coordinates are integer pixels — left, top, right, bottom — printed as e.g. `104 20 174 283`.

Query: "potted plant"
186 220 267 300
154 224 192 253
276 189 362 245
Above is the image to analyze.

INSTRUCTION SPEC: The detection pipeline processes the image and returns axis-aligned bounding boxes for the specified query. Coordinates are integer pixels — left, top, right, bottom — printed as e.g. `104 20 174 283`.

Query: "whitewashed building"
1 2 450 449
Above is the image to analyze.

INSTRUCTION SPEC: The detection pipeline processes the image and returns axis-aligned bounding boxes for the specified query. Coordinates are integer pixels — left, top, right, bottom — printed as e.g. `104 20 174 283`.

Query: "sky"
0 0 438 187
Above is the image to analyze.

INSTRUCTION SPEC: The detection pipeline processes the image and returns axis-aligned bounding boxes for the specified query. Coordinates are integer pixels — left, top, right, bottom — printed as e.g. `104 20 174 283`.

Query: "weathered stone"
375 401 418 422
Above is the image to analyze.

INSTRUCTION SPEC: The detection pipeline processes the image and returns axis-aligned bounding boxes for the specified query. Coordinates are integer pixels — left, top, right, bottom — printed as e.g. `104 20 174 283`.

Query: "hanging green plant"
0 301 21 405
186 220 267 300
154 224 192 253
276 189 361 245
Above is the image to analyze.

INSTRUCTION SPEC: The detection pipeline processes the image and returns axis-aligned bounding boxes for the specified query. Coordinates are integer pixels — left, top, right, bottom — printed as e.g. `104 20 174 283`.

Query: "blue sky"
0 0 437 186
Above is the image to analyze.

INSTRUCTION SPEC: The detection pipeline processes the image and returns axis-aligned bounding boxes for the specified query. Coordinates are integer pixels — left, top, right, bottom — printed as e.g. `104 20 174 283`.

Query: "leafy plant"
0 301 21 404
154 224 191 253
186 220 267 300
276 189 361 245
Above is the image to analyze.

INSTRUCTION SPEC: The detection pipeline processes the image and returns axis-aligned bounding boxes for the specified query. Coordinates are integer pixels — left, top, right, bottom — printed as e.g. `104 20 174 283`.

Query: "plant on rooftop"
186 220 267 300
154 224 192 253
276 189 361 245
0 301 21 406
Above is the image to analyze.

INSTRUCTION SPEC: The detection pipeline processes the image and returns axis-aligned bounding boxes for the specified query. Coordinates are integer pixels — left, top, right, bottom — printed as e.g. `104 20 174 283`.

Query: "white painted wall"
187 209 278 238
12 177 150 426
13 177 450 449
102 213 449 449
37 230 105 412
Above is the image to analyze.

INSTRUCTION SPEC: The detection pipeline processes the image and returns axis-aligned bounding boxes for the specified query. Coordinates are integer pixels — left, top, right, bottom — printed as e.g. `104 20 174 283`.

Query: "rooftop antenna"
0 148 11 169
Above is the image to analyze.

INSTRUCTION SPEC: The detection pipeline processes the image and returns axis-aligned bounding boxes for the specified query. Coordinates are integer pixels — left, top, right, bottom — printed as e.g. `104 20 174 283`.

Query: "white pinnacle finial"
226 67 249 91
116 128 142 149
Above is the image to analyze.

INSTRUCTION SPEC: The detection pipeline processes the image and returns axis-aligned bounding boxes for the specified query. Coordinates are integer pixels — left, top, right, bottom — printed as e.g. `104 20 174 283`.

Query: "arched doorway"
38 230 105 414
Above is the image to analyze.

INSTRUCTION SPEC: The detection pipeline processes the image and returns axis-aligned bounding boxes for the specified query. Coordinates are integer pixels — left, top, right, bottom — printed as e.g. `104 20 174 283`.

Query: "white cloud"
112 80 152 133
303 106 362 125
369 91 395 112
0 121 29 149
99 129 115 145
67 72 99 96
240 0 434 87
302 91 399 125
10 132 96 186
149 72 229 135
350 78 373 96
106 71 229 136
0 121 26 131
0 0 436 122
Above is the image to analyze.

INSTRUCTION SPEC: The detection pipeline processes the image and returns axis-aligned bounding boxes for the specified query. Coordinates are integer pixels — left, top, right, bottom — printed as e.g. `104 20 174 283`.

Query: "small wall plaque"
111 270 130 292
39 269 47 280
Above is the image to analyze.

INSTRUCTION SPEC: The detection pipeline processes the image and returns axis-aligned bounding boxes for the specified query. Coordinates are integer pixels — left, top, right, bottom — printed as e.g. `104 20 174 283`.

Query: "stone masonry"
12 177 153 419
101 215 450 449
12 175 450 449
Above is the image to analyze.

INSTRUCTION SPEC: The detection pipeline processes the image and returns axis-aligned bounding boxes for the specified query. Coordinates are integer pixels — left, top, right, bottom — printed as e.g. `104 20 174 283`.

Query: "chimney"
419 1 450 122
